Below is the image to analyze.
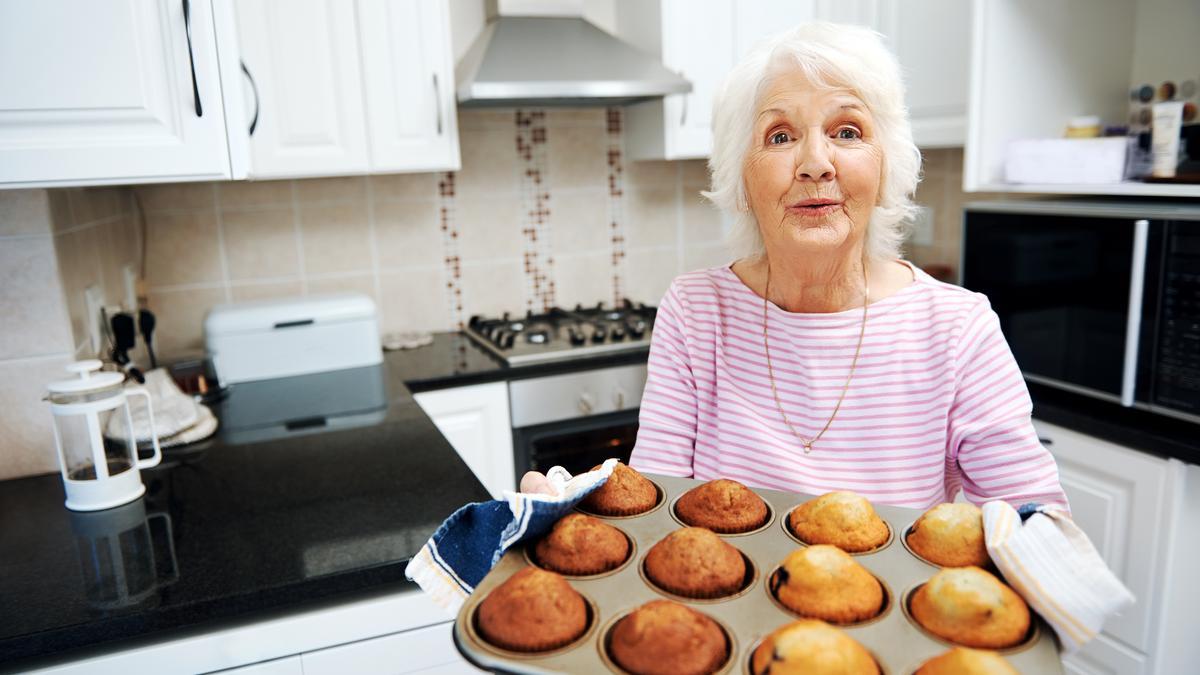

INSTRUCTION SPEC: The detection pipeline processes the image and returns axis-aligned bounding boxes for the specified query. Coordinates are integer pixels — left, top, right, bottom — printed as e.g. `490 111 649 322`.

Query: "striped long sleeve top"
629 264 1069 511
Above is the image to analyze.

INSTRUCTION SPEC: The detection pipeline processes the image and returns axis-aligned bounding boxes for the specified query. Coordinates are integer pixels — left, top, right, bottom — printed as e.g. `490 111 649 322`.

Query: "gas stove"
465 300 656 365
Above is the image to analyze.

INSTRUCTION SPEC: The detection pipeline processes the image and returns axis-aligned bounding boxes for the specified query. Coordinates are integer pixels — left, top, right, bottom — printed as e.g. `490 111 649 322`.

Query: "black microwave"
962 201 1200 424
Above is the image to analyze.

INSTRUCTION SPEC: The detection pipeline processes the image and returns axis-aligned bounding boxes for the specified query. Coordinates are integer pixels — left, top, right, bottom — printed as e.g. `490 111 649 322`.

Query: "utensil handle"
126 387 163 469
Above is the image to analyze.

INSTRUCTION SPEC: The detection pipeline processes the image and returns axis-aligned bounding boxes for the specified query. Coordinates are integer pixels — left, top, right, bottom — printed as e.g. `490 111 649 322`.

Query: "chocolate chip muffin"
475 567 588 652
771 545 885 624
534 513 630 575
608 600 728 675
675 478 770 533
907 503 990 567
644 527 747 599
788 491 890 552
750 619 879 675
579 462 659 516
910 566 1031 649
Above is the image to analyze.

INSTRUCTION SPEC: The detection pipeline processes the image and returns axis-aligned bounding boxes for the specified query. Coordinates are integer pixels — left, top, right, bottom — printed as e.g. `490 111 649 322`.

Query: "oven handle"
1121 219 1149 407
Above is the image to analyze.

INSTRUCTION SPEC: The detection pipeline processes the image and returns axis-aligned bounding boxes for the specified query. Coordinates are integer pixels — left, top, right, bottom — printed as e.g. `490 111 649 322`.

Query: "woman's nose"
794 135 835 182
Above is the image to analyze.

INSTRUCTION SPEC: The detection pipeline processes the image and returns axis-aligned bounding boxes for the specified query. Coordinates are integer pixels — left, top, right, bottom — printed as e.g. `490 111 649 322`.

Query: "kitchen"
1 0 1198 673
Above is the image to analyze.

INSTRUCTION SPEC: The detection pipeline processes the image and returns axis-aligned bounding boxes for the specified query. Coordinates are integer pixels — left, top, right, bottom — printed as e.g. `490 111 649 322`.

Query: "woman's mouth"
787 200 843 217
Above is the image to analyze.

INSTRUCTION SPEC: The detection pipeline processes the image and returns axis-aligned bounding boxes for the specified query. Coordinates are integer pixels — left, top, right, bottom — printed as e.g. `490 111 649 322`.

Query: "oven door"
512 409 639 482
962 209 1151 404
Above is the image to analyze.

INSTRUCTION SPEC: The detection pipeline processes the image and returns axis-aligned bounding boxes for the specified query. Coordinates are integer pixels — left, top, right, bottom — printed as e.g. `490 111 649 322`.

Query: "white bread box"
204 294 382 384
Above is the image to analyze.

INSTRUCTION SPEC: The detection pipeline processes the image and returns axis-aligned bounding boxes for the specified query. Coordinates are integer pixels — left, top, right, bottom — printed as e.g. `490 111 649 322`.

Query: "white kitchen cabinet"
0 0 236 188
413 382 514 498
358 0 460 173
964 0 1200 197
212 656 303 674
302 621 479 674
1032 419 1199 675
233 0 371 178
231 0 459 179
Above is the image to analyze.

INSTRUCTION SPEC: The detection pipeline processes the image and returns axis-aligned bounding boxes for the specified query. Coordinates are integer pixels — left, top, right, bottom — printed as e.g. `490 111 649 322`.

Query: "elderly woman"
530 22 1068 511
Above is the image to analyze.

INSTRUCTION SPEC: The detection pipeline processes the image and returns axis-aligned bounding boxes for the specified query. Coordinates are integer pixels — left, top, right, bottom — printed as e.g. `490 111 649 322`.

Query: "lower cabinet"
302 622 480 674
1032 418 1196 675
413 382 515 498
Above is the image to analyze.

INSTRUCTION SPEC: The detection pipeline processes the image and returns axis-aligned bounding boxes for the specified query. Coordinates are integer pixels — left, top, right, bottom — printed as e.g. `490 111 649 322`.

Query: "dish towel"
983 501 1135 653
404 458 618 613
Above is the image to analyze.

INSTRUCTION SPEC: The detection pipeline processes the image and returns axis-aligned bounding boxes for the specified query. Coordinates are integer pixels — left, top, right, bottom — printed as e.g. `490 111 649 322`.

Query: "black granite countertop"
0 333 649 668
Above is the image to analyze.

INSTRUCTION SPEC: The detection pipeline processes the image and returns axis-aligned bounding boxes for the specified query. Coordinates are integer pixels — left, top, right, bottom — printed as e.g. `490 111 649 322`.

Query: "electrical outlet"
122 264 139 311
84 285 105 356
911 206 935 247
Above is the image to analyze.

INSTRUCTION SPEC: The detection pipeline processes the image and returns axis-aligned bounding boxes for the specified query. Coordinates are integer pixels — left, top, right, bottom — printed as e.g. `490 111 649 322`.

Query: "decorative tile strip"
437 171 464 329
606 107 629 305
516 110 555 312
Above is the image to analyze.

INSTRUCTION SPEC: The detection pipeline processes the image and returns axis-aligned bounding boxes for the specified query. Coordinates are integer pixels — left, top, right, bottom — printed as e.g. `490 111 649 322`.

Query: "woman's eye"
834 126 861 140
769 131 791 145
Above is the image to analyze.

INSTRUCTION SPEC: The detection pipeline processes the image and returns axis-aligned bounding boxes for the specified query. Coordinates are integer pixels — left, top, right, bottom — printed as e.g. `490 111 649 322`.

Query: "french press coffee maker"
46 360 162 511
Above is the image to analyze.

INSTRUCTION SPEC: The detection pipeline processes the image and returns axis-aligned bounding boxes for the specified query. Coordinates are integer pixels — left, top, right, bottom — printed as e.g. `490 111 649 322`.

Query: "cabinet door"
234 0 370 178
814 0 882 28
1062 631 1148 675
301 622 481 674
660 0 734 159
734 1 816 59
413 382 514 498
211 656 303 674
357 0 460 173
877 0 970 147
0 0 231 187
1033 420 1169 653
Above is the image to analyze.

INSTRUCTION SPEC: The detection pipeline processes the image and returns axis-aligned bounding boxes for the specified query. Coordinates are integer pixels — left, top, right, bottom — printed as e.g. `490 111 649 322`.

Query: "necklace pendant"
803 442 812 454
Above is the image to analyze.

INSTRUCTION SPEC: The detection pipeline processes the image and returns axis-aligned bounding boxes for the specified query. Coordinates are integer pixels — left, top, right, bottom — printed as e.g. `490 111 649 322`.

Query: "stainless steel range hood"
456 16 692 107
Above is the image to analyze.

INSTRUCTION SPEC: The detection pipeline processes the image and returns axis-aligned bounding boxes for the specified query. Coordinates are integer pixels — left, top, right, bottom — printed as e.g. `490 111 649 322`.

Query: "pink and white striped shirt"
630 263 1069 511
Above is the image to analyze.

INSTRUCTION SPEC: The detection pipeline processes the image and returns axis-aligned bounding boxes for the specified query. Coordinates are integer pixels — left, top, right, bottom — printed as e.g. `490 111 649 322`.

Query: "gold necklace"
763 262 869 454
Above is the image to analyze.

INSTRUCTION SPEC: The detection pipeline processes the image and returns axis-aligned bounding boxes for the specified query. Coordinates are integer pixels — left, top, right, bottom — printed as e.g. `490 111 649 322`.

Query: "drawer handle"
182 0 203 117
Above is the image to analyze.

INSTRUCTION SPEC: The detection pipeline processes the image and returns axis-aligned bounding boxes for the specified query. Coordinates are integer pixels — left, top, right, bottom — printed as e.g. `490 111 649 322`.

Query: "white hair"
703 22 922 262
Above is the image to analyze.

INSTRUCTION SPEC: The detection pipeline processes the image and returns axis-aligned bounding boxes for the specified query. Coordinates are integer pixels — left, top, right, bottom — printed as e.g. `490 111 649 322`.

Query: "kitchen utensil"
139 309 158 369
46 360 163 511
110 312 145 383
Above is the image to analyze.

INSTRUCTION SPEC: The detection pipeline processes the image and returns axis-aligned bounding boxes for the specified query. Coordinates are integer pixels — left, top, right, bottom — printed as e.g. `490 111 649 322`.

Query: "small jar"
1065 116 1102 138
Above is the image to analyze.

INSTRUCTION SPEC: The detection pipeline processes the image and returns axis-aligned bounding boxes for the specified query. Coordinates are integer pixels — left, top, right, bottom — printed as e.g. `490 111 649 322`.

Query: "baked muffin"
787 491 890 552
907 503 990 567
534 513 630 575
749 619 879 675
915 647 1020 675
771 545 884 624
476 567 588 652
608 600 728 675
910 566 1031 649
644 527 747 599
579 462 659 516
675 478 770 533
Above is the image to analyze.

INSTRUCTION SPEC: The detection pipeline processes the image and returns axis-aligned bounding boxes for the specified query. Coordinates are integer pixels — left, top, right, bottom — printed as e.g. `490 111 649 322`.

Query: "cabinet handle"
181 0 203 117
679 72 688 127
240 61 260 136
433 73 443 136
1121 219 1149 407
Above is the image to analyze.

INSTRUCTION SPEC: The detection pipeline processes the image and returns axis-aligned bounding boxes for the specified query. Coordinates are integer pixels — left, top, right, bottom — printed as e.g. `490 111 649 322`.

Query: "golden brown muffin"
788 491 890 553
750 619 879 675
534 513 630 575
476 567 588 652
644 527 747 599
608 600 728 675
907 503 990 568
579 462 659 516
675 478 770 533
910 567 1031 649
915 647 1021 675
771 545 884 624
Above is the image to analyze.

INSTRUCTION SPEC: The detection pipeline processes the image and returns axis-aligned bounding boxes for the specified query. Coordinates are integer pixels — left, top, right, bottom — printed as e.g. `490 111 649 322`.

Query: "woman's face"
743 71 883 262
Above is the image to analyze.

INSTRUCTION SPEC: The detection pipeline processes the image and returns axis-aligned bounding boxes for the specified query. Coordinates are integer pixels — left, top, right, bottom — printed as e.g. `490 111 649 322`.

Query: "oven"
508 364 647 482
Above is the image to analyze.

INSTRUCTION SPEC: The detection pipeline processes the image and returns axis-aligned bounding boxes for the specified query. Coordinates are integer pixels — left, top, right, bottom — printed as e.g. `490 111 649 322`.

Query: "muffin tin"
453 474 1064 674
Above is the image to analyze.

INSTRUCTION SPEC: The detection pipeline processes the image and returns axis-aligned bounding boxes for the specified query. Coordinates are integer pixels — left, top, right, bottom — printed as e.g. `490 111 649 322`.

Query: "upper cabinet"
964 0 1200 198
0 0 236 188
614 0 970 161
234 0 460 179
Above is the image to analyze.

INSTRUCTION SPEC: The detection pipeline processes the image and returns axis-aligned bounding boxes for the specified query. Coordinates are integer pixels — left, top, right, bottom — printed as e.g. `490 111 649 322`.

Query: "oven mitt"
983 500 1134 653
405 458 617 613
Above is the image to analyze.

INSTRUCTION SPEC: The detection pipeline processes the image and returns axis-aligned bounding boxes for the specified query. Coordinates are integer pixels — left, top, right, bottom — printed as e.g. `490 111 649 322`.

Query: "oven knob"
569 328 586 346
592 325 607 343
627 320 646 339
578 393 595 415
611 325 626 341
613 387 626 409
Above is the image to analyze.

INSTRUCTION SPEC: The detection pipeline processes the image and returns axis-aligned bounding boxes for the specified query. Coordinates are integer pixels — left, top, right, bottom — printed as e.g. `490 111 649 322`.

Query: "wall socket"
84 285 105 356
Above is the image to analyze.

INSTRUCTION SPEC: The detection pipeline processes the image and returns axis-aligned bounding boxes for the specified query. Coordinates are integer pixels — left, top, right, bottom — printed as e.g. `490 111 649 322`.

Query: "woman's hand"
520 470 558 495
